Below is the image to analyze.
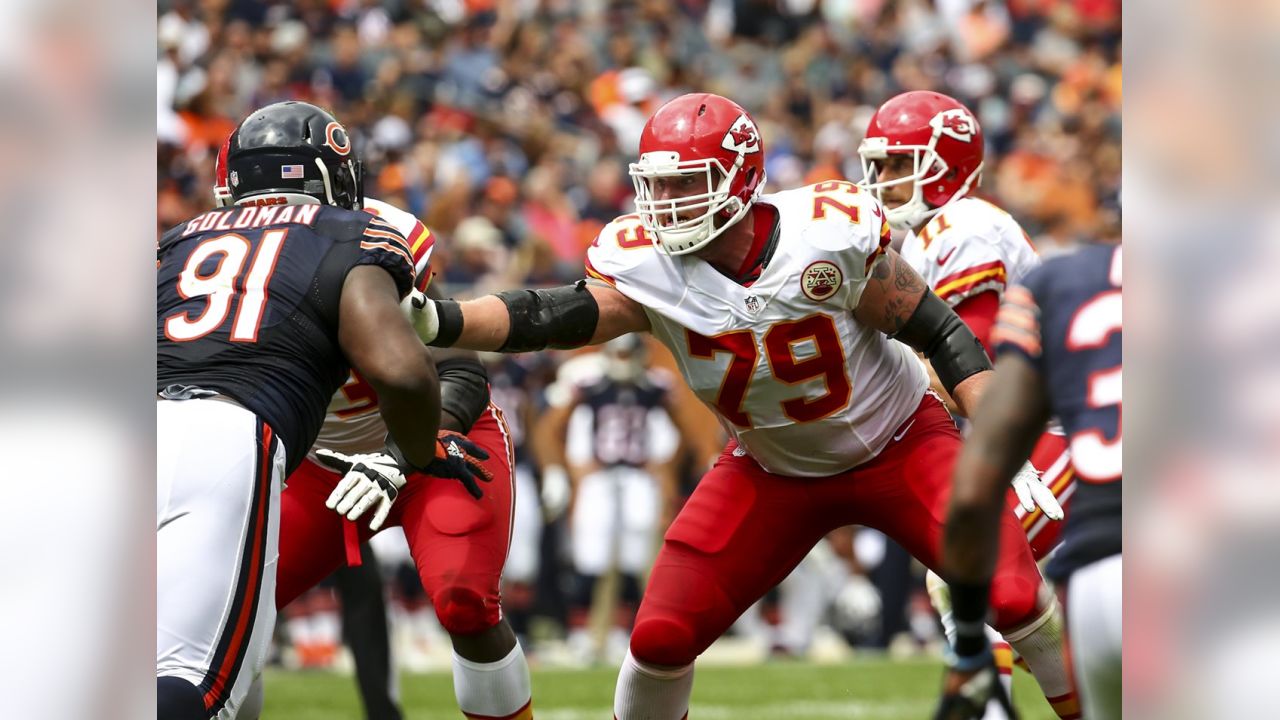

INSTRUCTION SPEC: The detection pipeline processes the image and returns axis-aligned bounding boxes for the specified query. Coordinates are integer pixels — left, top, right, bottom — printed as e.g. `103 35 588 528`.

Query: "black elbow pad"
891 291 991 394
496 281 600 352
436 357 491 434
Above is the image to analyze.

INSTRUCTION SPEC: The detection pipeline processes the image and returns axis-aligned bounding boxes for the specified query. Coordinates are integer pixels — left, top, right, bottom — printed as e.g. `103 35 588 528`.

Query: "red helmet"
629 93 767 254
213 132 233 208
858 91 984 231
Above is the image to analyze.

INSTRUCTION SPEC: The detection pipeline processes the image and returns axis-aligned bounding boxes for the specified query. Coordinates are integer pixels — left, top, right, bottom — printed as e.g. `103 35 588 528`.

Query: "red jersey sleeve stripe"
936 263 1007 301
584 257 617 286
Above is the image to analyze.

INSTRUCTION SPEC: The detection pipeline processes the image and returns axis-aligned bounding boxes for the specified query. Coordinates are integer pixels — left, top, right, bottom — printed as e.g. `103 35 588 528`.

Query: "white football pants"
157 398 285 720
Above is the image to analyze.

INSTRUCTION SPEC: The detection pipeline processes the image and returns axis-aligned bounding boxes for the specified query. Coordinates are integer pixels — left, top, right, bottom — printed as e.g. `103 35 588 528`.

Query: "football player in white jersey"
860 91 1080 719
213 136 536 720
401 93 1072 719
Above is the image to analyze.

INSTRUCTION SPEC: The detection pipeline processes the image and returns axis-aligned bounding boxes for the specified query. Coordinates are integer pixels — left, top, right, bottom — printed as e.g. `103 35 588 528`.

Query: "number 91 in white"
164 229 287 343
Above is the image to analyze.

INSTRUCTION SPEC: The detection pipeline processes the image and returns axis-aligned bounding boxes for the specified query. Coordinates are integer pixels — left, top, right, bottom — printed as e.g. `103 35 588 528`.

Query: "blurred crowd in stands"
159 0 1120 296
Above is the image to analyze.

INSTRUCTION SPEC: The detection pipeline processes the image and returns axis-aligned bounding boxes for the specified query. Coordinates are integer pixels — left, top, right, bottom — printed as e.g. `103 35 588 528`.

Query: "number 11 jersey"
585 181 927 477
157 203 416 470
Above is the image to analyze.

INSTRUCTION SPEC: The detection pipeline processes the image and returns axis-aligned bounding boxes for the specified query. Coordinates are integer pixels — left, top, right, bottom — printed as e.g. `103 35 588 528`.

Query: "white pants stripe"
157 399 285 719
1066 553 1122 720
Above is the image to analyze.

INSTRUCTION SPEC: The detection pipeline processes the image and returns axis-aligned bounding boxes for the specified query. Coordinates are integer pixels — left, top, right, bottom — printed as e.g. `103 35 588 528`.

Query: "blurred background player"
533 334 684 665
158 101 445 720
940 242 1121 720
859 89 1078 719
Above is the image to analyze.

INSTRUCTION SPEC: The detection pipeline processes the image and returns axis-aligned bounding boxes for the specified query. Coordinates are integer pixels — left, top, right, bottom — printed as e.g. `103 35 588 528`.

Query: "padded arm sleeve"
436 357 491 434
495 281 600 353
891 291 992 394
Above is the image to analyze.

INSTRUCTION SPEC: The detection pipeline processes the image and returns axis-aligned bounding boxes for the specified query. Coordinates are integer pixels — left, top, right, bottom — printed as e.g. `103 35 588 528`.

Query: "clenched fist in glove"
316 432 495 531
400 289 440 345
424 431 494 499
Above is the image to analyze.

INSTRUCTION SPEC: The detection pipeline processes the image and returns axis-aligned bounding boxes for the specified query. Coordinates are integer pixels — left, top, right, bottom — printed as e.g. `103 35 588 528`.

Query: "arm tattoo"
894 253 927 293
871 253 922 335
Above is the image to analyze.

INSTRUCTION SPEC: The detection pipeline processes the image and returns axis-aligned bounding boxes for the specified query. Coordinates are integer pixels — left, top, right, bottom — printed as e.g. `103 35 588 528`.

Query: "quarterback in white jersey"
404 93 1074 719
861 90 1080 720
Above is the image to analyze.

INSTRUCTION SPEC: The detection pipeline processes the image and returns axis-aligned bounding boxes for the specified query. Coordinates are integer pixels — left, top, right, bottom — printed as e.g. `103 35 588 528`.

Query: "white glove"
541 465 571 521
400 289 439 345
833 574 882 634
314 449 408 531
1011 461 1063 520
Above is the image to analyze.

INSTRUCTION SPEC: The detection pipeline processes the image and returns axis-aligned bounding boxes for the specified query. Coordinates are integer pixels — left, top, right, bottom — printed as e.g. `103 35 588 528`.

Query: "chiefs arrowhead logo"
931 109 977 143
800 261 844 302
721 114 761 155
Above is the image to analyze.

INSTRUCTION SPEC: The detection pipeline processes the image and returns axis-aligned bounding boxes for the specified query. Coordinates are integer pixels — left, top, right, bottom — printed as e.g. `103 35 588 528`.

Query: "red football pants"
275 405 516 636
630 394 1046 667
1023 431 1073 560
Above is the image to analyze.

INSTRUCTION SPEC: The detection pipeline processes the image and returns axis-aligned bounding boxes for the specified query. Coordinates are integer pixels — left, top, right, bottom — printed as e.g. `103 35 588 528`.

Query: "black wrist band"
949 580 993 658
434 299 464 347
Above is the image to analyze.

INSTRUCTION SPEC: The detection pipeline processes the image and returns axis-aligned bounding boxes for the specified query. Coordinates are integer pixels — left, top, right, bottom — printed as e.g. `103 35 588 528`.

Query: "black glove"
425 431 494 499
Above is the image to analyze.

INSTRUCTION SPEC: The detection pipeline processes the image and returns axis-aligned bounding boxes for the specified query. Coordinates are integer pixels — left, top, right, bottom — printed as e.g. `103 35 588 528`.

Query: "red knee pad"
989 572 1042 630
629 615 699 668
432 585 498 636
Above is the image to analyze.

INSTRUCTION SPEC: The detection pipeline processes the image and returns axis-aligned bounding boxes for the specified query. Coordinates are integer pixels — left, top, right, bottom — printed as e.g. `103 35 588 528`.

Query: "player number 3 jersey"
586 181 927 477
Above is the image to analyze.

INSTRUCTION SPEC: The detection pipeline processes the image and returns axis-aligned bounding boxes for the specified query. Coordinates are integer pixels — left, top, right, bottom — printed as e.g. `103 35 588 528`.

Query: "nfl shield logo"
744 295 760 313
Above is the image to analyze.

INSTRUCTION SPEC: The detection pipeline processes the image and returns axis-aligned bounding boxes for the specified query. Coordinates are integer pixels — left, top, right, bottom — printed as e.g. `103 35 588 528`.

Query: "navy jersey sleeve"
355 215 417 298
991 268 1048 373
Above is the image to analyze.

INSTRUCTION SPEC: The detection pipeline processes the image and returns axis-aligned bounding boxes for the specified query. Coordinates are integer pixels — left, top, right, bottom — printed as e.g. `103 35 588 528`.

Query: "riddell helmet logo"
931 109 976 143
721 114 761 154
801 261 843 302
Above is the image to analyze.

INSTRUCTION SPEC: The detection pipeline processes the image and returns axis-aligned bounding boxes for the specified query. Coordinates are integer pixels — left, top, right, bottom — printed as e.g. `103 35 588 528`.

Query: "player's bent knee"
988 574 1042 630
433 585 498 635
629 615 698 668
157 675 208 720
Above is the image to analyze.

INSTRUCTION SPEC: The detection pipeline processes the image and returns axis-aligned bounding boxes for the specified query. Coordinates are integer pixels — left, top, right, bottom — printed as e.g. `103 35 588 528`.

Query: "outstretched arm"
852 249 992 415
405 280 650 352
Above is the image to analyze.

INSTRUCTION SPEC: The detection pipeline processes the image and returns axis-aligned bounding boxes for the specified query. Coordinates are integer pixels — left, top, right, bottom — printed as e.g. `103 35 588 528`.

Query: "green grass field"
263 658 1056 719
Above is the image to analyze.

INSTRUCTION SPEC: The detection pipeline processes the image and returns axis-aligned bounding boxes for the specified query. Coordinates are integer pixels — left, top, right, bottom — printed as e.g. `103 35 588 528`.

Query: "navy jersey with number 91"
157 203 416 470
993 243 1122 581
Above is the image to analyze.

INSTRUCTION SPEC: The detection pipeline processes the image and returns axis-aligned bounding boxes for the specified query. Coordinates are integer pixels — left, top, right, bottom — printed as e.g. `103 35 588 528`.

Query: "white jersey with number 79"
585 181 928 477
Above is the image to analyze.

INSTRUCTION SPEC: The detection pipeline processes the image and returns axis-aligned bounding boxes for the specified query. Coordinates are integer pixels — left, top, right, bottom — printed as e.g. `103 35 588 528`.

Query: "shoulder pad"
584 214 659 285
363 196 435 273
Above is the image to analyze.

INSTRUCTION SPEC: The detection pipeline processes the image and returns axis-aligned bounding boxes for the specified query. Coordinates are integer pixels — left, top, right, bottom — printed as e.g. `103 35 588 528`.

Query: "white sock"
452 643 533 719
1002 597 1080 719
613 649 694 720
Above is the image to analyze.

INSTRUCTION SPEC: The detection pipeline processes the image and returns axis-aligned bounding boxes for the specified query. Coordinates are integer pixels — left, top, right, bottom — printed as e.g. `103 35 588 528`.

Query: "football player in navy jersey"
157 101 489 720
938 243 1122 720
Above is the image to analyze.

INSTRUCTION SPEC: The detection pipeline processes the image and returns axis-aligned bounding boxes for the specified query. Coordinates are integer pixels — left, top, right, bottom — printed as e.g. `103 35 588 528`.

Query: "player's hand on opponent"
934 644 1018 720
315 449 408 531
1010 461 1063 521
425 431 493 500
400 289 439 345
